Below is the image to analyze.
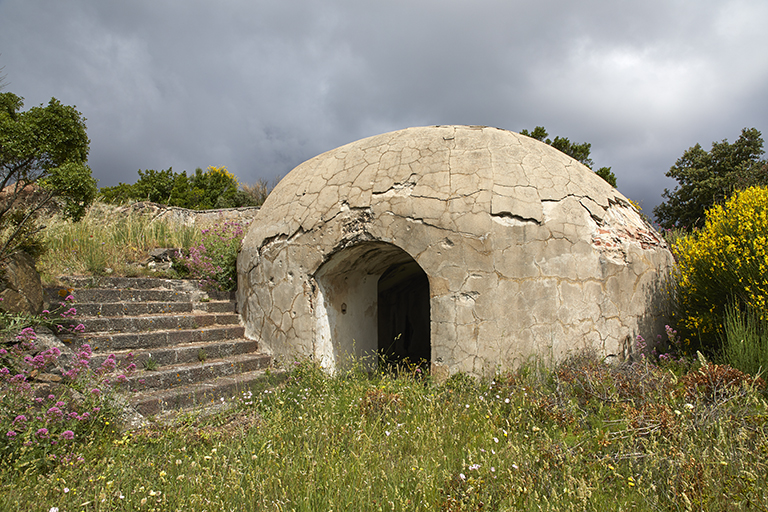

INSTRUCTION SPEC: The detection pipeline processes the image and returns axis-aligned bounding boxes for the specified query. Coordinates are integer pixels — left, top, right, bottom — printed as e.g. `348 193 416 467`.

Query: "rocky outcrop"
0 251 44 314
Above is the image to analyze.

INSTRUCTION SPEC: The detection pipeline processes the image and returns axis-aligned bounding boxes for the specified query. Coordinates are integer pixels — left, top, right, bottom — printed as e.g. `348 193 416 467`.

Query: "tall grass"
1 355 766 511
36 203 201 282
723 304 768 376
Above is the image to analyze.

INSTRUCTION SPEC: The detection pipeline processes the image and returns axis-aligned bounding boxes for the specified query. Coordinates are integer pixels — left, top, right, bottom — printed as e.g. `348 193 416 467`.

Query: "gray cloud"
1 0 766 214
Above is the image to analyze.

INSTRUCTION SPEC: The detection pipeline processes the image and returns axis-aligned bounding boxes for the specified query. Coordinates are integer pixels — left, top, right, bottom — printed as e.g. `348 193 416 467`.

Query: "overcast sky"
1 0 767 215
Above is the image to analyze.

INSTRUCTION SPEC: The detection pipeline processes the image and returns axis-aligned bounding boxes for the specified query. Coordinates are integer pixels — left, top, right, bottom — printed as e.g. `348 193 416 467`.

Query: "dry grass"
36 202 200 283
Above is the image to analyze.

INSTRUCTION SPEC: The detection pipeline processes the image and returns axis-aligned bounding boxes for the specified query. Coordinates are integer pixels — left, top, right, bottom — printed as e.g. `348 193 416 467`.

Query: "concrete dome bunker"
237 125 675 377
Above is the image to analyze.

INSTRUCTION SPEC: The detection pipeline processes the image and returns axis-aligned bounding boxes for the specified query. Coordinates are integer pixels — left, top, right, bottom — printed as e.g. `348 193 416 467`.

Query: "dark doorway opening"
377 260 431 368
313 241 430 372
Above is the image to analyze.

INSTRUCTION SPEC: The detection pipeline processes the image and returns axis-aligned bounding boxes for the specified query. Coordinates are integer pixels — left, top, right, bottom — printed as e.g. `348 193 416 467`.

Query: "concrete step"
46 286 234 309
130 367 279 417
54 276 200 291
204 290 236 301
74 301 193 317
193 300 237 313
46 287 199 304
86 338 259 369
128 352 272 390
76 312 240 334
66 325 246 351
68 299 236 318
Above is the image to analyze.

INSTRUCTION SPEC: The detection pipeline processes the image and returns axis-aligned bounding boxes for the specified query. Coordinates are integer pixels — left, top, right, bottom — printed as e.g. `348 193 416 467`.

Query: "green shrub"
100 165 266 210
672 186 768 352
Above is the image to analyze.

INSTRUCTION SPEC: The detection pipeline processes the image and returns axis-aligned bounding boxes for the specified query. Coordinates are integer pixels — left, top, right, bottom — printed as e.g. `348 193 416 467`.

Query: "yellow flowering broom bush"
673 186 768 350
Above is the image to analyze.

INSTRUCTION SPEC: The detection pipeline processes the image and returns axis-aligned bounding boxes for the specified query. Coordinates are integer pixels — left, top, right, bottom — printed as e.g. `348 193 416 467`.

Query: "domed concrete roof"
247 125 626 249
239 125 673 377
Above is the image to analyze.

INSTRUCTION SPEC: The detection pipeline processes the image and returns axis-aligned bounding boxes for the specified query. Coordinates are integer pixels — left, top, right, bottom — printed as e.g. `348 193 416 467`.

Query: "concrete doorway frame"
312 241 431 372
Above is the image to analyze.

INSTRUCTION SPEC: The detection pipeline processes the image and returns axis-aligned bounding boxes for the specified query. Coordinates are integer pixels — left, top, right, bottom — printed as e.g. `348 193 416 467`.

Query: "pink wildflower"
46 407 64 421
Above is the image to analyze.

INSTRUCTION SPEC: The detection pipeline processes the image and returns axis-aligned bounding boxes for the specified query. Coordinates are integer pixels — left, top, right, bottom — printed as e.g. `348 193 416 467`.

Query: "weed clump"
680 360 765 403
173 220 249 291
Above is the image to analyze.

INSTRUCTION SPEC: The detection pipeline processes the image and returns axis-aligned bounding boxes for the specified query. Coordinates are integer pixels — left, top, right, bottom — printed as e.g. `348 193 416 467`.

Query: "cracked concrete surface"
237 125 674 377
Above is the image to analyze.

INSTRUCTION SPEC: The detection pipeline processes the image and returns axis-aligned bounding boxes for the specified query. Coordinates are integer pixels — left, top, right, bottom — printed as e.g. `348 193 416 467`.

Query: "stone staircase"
45 277 272 418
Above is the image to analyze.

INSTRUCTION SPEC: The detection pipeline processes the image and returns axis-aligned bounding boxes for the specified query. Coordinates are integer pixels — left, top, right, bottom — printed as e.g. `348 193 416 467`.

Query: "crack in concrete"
370 173 418 196
489 211 541 226
400 214 489 241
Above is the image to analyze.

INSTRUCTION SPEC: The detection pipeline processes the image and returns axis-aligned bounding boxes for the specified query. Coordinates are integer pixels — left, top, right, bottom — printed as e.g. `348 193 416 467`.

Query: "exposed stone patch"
238 126 674 377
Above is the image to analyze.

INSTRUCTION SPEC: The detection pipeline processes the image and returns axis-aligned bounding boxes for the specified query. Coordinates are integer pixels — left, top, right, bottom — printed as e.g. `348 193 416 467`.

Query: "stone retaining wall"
114 201 260 227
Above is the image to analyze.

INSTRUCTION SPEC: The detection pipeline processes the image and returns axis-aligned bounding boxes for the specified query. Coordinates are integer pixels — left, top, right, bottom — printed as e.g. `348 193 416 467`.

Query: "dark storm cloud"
1 0 766 213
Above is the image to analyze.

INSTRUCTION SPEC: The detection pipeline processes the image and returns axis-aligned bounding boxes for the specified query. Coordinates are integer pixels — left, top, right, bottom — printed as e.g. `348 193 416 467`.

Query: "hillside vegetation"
1 356 767 511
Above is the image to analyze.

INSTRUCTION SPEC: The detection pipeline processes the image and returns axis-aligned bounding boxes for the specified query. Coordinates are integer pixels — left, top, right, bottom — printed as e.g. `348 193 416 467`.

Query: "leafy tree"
168 171 193 208
134 167 177 204
99 182 135 205
595 167 618 188
100 167 176 204
100 165 261 209
0 92 97 262
654 128 767 230
520 126 617 187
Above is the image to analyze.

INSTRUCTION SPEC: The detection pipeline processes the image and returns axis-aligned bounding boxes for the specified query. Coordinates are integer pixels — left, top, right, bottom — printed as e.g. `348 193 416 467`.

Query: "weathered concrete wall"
237 125 674 377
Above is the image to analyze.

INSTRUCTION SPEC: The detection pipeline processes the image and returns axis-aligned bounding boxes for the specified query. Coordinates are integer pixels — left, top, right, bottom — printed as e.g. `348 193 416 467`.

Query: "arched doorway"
312 242 430 371
377 260 431 367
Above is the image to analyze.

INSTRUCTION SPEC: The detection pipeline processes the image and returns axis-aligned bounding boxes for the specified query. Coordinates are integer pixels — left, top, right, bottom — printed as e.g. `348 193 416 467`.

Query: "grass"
35 202 201 283
4 203 768 510
723 304 768 377
1 355 766 511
